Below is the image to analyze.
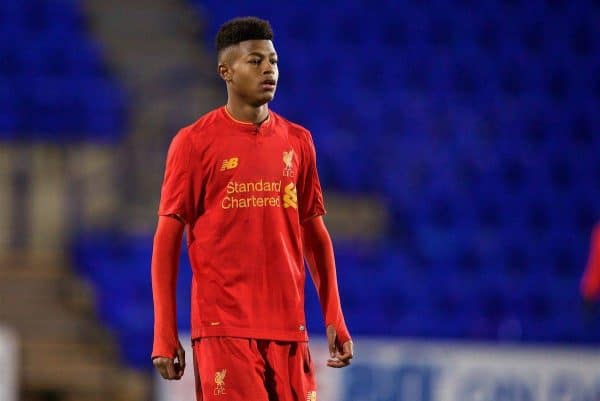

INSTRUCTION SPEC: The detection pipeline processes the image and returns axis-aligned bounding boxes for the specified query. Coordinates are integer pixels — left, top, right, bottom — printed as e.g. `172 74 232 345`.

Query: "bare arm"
302 216 353 368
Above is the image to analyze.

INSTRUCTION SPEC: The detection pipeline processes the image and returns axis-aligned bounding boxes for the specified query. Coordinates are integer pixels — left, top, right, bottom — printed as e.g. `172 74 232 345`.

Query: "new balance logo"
221 157 239 171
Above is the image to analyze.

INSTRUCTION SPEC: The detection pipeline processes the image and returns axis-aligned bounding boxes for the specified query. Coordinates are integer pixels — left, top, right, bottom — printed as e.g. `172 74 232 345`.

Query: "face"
219 40 279 107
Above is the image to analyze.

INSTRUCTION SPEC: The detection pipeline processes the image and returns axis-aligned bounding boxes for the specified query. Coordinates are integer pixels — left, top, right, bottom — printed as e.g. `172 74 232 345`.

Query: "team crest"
214 369 227 395
283 149 295 177
306 391 317 401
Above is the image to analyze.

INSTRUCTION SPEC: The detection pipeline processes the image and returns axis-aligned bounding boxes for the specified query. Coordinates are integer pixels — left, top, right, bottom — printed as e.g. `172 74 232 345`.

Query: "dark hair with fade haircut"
215 17 273 54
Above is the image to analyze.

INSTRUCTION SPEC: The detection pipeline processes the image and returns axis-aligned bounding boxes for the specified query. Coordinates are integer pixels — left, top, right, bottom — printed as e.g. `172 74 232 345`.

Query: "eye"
270 59 278 65
249 59 261 65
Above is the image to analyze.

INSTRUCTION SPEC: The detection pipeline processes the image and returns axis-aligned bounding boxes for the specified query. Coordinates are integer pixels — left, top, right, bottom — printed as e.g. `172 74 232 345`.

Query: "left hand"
152 341 186 380
326 325 353 368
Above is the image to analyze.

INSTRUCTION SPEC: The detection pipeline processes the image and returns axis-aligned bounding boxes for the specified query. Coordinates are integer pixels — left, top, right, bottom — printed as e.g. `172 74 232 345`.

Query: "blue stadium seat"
0 0 126 141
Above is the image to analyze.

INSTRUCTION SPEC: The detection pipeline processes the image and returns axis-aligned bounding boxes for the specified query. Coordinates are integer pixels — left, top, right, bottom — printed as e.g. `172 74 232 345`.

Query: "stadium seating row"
73 231 595 368
0 0 126 140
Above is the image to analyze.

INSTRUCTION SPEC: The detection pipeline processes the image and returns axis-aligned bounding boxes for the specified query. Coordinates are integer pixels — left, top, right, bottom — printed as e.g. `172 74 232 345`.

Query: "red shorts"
192 337 317 401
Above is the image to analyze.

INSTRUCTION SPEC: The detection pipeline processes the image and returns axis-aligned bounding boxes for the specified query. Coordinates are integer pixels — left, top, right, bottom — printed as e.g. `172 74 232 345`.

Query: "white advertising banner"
155 334 600 401
0 325 18 401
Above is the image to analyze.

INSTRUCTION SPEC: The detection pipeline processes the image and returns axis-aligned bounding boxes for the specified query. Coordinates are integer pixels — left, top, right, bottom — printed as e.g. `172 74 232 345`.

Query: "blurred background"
1 0 600 400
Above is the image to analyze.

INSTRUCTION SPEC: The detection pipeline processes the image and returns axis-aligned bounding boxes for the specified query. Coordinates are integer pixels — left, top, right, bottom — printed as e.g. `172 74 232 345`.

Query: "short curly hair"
215 17 273 54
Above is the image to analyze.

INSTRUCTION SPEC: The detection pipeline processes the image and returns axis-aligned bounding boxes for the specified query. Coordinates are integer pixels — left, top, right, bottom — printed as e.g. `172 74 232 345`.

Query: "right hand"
153 342 186 380
326 325 353 368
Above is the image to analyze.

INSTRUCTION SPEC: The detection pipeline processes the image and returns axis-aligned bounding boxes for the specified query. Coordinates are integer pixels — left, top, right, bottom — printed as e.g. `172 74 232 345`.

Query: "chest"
204 133 301 188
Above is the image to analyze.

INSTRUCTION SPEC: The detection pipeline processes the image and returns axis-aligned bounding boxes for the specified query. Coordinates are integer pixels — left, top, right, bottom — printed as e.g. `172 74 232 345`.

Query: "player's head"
216 17 278 107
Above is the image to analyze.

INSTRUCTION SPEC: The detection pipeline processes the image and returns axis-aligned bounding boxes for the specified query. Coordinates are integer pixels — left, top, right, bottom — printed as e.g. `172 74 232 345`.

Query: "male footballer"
151 16 353 400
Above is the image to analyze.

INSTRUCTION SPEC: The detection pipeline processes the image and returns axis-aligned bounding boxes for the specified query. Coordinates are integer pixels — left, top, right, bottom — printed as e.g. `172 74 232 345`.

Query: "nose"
262 60 275 75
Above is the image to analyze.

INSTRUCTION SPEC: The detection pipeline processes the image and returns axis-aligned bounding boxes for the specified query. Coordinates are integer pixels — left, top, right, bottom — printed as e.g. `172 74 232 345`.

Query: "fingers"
153 357 182 380
338 341 354 362
166 359 177 378
327 340 354 369
327 359 349 368
175 343 186 378
153 342 187 380
326 325 337 358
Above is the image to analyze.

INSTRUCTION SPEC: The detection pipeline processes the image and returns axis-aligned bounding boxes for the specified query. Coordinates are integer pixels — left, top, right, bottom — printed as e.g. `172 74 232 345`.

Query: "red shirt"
158 106 325 342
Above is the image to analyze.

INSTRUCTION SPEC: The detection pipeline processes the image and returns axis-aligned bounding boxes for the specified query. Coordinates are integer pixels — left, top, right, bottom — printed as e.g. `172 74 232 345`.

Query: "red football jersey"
158 106 325 342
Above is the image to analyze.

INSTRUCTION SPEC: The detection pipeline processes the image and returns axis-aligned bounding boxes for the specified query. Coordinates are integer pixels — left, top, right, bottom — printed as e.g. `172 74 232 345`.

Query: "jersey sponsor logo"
221 180 283 209
283 183 297 209
283 149 295 177
220 179 298 210
306 391 317 401
220 157 239 171
214 369 227 395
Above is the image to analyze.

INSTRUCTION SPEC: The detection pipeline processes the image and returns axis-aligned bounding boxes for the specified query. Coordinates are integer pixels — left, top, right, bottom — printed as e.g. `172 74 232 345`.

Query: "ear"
218 63 232 82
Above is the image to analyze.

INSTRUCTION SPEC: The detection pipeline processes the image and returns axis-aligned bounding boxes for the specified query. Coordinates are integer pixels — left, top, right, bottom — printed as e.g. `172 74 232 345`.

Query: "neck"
225 97 269 124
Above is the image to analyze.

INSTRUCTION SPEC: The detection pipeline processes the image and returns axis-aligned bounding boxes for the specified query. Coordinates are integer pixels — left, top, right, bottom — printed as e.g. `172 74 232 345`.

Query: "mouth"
260 79 277 91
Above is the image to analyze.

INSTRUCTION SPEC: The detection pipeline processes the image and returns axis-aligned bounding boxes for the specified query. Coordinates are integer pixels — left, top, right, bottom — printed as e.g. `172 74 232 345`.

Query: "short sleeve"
298 132 326 223
157 129 197 223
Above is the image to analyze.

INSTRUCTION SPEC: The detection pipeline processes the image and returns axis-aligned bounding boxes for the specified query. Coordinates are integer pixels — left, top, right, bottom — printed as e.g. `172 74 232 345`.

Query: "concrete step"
23 340 116 365
0 252 66 277
6 314 112 344
85 2 199 38
22 354 149 401
0 274 97 318
22 358 116 394
1 276 68 301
